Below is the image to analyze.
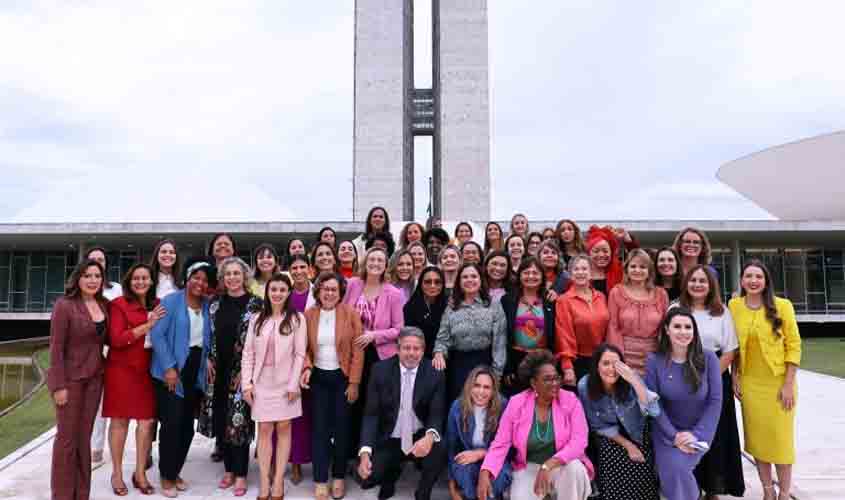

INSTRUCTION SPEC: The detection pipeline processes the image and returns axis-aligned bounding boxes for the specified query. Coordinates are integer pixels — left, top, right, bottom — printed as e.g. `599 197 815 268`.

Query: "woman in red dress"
103 264 166 495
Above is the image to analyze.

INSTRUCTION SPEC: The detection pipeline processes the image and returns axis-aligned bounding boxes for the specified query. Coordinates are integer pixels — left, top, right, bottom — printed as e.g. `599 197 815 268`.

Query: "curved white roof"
718 131 845 220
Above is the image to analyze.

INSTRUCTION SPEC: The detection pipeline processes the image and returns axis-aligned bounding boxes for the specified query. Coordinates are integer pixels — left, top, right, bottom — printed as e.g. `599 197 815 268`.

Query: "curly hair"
517 349 557 387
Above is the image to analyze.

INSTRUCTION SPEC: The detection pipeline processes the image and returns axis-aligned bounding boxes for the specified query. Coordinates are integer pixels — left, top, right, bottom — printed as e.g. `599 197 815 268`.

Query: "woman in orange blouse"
555 255 610 385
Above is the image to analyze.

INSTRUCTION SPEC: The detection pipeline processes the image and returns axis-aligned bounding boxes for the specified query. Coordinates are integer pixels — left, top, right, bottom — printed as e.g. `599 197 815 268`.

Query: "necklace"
533 405 553 442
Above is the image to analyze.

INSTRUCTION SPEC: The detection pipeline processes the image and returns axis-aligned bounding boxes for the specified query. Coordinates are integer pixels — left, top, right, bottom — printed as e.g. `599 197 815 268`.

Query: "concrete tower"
353 0 490 222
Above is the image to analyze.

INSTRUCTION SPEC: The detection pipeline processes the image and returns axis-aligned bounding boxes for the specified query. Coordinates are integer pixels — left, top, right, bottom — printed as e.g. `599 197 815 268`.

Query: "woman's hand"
779 381 796 411
300 368 311 389
148 305 167 324
732 374 742 401
476 470 493 500
53 389 68 407
674 431 697 454
545 289 559 303
346 383 359 403
354 332 374 349
207 360 216 385
614 361 639 384
243 388 254 406
624 442 645 463
454 449 486 465
164 368 179 392
286 390 300 403
432 352 447 371
533 464 553 497
562 368 576 386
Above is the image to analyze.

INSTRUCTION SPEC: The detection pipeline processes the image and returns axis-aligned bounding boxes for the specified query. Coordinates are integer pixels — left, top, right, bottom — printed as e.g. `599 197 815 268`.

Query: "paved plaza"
0 370 841 499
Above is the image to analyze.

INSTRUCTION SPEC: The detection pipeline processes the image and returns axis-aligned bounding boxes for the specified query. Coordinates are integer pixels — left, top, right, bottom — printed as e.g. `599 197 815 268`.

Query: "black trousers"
361 432 447 500
311 368 353 483
156 347 201 481
349 344 379 458
222 442 250 477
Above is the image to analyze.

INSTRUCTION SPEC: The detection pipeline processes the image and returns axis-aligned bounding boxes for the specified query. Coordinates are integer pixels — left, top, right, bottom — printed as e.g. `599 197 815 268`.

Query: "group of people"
47 207 802 500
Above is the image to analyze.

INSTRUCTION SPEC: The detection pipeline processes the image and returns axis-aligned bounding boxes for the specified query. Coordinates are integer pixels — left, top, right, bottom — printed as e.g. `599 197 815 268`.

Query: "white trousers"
91 392 107 452
510 461 591 500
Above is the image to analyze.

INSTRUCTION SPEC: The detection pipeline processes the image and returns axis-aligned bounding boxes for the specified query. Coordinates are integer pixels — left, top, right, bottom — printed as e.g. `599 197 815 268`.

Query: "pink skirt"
251 369 302 423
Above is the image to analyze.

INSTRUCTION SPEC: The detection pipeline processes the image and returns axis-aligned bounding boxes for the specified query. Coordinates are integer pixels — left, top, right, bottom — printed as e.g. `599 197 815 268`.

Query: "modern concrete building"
352 0 491 222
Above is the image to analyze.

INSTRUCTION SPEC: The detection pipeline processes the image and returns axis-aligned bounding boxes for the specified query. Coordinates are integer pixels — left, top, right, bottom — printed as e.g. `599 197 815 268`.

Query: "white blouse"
188 306 204 348
157 273 178 298
315 309 340 370
693 308 739 353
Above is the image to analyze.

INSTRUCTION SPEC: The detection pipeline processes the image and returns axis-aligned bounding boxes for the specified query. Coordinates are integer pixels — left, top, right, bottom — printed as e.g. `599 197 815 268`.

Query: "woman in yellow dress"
729 259 801 500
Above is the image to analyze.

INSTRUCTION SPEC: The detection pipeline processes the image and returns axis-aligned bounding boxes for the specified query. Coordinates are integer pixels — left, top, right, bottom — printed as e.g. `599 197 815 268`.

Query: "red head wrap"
585 225 623 292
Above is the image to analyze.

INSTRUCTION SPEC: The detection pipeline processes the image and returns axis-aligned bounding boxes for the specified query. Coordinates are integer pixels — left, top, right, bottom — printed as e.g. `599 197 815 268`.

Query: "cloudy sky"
2 1 844 223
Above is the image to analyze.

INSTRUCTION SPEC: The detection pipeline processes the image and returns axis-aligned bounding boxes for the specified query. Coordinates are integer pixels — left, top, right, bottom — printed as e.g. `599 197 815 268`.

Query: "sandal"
110 476 129 496
218 476 235 489
331 479 346 499
233 487 248 497
271 481 285 500
132 473 155 495
315 483 330 500
175 477 189 491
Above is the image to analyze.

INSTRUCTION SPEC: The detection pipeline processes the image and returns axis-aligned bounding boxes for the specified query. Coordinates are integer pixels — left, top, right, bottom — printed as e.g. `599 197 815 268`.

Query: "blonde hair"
622 248 656 289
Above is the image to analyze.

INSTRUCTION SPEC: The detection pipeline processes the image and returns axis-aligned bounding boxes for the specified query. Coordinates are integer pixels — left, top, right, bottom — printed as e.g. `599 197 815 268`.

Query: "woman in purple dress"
645 308 722 500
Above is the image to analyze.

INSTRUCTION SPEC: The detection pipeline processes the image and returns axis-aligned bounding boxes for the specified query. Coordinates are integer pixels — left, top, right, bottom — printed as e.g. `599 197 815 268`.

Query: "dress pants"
51 375 103 500
311 368 353 483
510 461 592 500
155 347 202 481
222 442 250 477
361 432 447 500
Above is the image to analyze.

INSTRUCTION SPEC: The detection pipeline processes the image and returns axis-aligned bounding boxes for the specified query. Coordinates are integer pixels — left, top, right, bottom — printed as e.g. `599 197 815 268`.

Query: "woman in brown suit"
300 272 364 500
48 259 110 500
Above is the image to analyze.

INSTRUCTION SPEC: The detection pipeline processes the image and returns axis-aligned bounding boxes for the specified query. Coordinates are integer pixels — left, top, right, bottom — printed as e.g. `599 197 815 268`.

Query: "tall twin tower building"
352 0 491 222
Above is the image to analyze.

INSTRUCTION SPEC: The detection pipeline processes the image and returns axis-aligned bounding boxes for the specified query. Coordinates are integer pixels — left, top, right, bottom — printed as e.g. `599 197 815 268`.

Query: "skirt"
595 425 659 500
251 366 302 422
102 363 156 420
694 362 745 496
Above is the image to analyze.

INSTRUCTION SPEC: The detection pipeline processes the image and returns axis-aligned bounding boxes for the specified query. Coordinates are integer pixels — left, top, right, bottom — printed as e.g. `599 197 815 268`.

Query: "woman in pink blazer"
341 247 405 458
479 350 594 500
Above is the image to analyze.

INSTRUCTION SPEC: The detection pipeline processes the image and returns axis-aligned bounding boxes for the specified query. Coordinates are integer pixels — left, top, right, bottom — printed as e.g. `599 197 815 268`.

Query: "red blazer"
107 296 159 373
47 296 108 392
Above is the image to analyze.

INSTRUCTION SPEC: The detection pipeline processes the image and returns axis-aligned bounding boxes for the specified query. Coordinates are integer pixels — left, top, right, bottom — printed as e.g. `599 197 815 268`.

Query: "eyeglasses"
681 239 702 246
539 375 562 385
422 279 443 285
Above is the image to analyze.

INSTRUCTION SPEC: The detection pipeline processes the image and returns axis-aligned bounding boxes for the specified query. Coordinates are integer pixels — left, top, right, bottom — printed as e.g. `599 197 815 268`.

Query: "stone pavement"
0 370 841 499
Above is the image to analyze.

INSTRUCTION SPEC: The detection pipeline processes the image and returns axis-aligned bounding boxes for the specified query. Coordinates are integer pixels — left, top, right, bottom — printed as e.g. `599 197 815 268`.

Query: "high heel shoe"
132 474 155 495
110 476 129 496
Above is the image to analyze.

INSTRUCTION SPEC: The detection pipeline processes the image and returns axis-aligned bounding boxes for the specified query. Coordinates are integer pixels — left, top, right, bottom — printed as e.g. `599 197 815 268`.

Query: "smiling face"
288 260 309 285
288 239 306 256
398 334 425 369
256 249 278 275
317 277 340 309
370 208 386 231
222 262 245 294
507 237 524 259
530 363 561 401
213 236 234 261
666 314 695 351
186 270 209 298
589 240 611 269
267 279 290 308
365 250 387 279
511 215 528 236
406 223 422 244
519 263 542 292
87 250 107 270
687 269 710 303
486 223 502 242
79 264 104 297
157 242 177 272
741 265 766 297
459 266 481 296
597 350 621 387
656 250 677 278
130 267 153 299
395 253 414 281
314 245 336 272
570 258 591 287
462 244 481 265
409 244 427 271
527 235 543 256
440 247 461 272
625 255 650 285
486 256 508 283
420 270 443 299
338 241 356 265
320 229 336 247
456 224 473 244
679 230 703 258
539 245 559 270
470 373 495 407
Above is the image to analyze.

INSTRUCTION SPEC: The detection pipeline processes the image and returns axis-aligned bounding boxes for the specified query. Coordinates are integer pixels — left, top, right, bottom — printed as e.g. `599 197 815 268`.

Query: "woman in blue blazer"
446 365 512 500
150 257 215 498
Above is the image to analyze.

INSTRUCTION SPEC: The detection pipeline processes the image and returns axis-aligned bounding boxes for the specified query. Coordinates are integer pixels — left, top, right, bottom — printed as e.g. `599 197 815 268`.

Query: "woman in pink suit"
342 247 405 457
242 273 307 500
478 350 594 500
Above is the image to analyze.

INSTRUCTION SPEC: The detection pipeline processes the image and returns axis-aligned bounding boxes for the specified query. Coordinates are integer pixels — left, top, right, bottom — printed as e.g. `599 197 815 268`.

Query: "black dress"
403 289 447 359
595 424 660 500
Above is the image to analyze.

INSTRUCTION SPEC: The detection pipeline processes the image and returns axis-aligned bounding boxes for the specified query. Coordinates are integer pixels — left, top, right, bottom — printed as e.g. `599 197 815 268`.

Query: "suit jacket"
304 304 365 384
360 355 446 449
342 278 405 360
149 290 212 398
107 296 159 373
47 296 108 392
241 311 307 395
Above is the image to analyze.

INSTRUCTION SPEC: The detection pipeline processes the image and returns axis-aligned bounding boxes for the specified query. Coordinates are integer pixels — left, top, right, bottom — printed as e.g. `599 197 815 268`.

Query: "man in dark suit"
358 326 447 500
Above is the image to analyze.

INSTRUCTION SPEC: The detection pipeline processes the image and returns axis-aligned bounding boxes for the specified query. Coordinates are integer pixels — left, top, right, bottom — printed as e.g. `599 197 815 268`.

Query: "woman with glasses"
403 266 448 359
672 227 716 280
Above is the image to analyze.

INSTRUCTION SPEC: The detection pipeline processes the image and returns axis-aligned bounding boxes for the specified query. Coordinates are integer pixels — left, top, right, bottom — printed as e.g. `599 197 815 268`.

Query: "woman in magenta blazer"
478 350 594 500
342 247 405 458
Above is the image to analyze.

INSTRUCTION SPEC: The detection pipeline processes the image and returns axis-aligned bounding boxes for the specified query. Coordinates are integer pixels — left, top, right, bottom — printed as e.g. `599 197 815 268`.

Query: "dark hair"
410 266 447 306
365 231 396 259
317 226 337 247
541 227 556 240
84 246 113 289
673 227 712 265
504 233 526 256
517 349 557 387
207 233 237 258
482 250 512 290
312 272 347 307
526 231 544 247
286 254 311 283
515 256 546 301
655 246 682 292
310 241 339 275
454 222 474 239
586 343 632 401
66 259 107 302
450 263 490 309
460 241 484 261
121 263 158 311
740 259 783 336
678 264 724 316
337 239 359 273
658 308 706 393
423 227 450 246
483 222 504 254
149 239 183 288
365 206 391 237
285 238 308 269
182 256 218 289
252 243 281 280
255 273 300 336
555 219 585 254
537 240 563 276
399 222 426 248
